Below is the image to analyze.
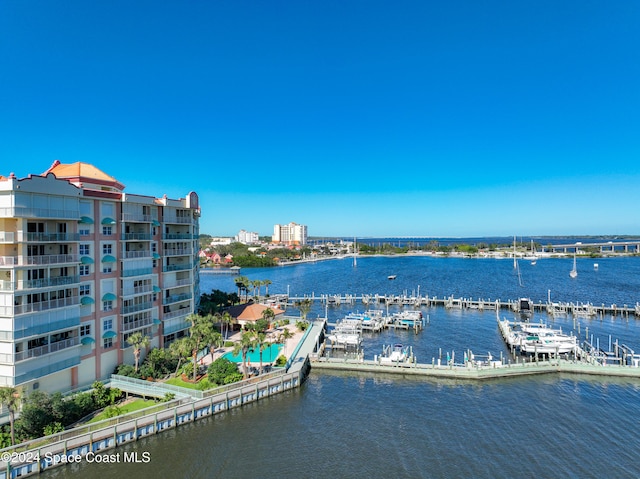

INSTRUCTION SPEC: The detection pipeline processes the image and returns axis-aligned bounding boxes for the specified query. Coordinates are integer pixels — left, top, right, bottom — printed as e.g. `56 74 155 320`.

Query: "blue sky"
1 1 639 238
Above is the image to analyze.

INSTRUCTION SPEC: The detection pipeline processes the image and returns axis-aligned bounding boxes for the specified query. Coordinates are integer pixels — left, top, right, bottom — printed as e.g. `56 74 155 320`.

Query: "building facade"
272 222 307 246
0 162 200 393
235 230 259 244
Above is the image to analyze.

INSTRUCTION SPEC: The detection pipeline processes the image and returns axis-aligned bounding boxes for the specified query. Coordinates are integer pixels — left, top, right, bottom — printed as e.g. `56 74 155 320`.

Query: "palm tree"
261 307 275 329
169 337 192 376
297 298 313 321
187 313 215 382
126 332 150 373
278 328 293 357
255 331 267 375
207 331 224 361
220 311 234 340
263 279 272 297
0 387 21 445
233 330 257 379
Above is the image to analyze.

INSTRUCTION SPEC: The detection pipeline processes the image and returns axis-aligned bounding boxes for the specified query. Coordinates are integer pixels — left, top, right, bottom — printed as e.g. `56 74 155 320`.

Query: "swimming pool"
222 343 283 363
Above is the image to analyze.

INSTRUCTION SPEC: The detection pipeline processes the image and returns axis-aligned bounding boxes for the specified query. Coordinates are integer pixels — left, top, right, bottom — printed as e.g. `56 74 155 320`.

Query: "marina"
287 293 640 319
37 255 640 479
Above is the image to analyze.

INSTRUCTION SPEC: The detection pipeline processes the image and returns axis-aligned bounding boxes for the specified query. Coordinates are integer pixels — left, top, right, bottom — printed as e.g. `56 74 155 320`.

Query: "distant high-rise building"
272 222 307 246
0 161 200 393
235 230 259 244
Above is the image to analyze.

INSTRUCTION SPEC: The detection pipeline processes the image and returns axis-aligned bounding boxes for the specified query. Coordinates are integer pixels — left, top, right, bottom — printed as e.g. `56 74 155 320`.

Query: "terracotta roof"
44 160 125 190
226 303 284 322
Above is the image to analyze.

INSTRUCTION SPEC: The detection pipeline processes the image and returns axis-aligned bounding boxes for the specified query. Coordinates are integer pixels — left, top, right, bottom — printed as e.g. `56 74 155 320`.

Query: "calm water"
46 256 640 478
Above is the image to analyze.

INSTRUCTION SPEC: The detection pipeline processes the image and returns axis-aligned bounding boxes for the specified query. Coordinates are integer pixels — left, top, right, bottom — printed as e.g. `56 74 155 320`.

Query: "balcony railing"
162 234 194 240
121 268 153 278
121 316 155 332
162 215 192 224
14 337 80 362
163 264 191 272
163 308 191 320
13 296 80 315
164 278 192 289
17 275 80 290
0 207 80 220
122 250 152 259
122 301 154 315
122 284 154 296
0 232 16 243
162 248 192 256
26 233 80 242
121 233 152 241
162 292 192 305
121 213 153 222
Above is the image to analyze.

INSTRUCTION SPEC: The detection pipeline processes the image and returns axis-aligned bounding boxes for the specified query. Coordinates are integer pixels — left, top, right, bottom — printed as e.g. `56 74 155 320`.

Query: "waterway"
46 255 640 478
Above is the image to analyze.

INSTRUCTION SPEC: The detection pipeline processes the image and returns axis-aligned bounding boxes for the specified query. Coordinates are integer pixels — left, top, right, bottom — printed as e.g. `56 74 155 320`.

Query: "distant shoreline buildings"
272 222 307 246
0 161 200 393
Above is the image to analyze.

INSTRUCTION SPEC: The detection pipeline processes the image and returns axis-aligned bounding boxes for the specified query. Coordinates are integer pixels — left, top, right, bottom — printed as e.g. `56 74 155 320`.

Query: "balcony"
163 308 191 321
14 337 80 362
26 233 80 242
121 315 155 332
162 292 192 305
17 275 80 290
121 233 152 241
121 213 153 222
0 207 80 220
13 296 80 315
122 250 152 259
121 268 153 278
162 233 194 240
162 215 192 224
162 248 192 256
163 264 191 273
164 277 193 289
121 301 154 315
0 232 16 243
122 284 154 296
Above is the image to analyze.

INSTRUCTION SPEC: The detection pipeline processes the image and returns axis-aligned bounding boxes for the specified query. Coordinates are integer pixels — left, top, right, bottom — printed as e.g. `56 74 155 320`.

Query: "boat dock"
287 293 640 319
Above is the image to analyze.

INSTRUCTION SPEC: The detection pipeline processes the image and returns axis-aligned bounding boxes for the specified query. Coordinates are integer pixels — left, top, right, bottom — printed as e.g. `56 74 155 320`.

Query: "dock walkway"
310 356 640 380
287 293 640 319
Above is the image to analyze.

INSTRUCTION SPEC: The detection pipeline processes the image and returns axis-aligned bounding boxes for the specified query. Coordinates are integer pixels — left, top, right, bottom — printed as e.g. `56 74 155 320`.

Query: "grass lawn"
165 376 212 390
89 399 157 423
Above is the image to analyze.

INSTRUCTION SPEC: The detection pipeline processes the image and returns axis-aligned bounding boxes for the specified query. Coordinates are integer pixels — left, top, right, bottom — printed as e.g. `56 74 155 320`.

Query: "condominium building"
272 222 307 246
0 161 200 393
235 230 259 244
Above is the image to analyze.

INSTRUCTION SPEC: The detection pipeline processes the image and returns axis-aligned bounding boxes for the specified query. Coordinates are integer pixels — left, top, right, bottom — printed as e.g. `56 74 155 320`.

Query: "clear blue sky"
1 1 638 238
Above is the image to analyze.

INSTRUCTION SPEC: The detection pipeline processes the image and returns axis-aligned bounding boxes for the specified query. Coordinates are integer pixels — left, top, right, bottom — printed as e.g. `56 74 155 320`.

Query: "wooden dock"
287 293 640 319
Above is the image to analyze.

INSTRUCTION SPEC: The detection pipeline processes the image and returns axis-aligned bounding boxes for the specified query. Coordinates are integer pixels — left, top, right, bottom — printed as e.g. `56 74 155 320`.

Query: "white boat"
388 275 397 280
379 344 408 364
519 330 577 355
570 252 577 278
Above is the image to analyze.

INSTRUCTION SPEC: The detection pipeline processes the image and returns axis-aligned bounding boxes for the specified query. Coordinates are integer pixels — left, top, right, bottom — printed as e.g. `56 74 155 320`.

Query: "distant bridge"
542 241 640 254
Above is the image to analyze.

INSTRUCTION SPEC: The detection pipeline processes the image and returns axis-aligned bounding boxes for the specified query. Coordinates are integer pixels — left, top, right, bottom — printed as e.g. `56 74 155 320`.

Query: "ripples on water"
45 257 640 479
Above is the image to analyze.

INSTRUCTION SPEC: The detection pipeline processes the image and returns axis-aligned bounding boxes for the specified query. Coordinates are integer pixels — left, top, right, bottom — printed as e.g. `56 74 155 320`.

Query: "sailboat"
570 251 577 278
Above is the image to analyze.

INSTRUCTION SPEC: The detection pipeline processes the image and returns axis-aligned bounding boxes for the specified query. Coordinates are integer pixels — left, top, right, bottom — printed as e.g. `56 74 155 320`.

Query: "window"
103 265 113 274
80 285 90 296
79 244 90 255
103 337 113 349
103 318 113 330
80 324 91 336
102 244 113 254
79 228 90 236
80 265 90 276
103 300 113 312
102 226 113 236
